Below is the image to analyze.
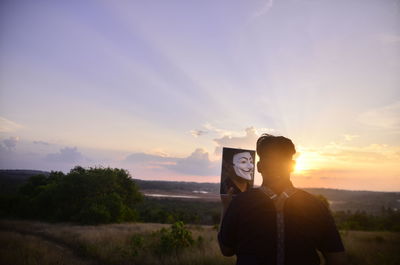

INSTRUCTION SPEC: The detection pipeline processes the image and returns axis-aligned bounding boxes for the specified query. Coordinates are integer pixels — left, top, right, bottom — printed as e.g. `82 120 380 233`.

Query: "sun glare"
294 153 312 174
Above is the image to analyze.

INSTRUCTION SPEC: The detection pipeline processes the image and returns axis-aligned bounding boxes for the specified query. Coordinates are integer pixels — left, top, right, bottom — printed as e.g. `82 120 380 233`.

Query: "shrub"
129 235 144 257
152 221 195 255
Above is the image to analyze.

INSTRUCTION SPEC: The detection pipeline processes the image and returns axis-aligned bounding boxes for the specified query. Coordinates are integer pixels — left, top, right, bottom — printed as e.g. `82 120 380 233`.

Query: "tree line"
0 166 399 231
0 166 142 224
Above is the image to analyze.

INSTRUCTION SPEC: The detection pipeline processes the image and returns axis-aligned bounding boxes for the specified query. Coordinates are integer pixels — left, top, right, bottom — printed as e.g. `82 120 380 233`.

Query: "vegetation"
1 167 142 224
0 220 234 265
1 167 399 231
0 170 49 195
1 220 399 265
1 168 399 264
151 221 198 255
137 198 220 225
334 208 400 232
0 230 87 265
340 230 400 265
3 169 399 214
136 195 400 231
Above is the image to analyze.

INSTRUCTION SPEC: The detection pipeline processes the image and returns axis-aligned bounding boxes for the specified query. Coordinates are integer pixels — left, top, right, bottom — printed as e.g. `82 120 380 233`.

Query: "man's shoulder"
234 187 317 202
232 188 265 204
288 188 330 213
227 188 274 215
292 188 319 200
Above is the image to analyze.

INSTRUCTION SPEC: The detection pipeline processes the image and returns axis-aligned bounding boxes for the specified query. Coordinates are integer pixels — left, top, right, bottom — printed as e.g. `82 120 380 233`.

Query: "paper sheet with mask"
220 147 256 195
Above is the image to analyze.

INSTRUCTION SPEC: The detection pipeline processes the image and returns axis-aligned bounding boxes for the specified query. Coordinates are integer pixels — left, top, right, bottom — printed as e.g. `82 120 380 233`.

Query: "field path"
0 223 106 265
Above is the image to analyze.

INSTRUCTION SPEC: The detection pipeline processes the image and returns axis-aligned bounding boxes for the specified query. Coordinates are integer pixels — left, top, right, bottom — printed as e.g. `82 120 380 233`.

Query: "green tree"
16 166 143 224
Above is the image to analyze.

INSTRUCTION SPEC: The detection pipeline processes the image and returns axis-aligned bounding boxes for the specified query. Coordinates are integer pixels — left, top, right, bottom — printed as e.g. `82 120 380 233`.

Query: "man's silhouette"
218 134 347 265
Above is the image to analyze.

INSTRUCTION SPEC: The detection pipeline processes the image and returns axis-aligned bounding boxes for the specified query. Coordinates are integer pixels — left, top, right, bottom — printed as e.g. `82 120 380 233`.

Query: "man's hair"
256 134 296 159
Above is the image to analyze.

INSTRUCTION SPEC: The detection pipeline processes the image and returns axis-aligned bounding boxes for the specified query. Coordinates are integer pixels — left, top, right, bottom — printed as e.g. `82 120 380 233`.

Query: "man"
218 134 347 265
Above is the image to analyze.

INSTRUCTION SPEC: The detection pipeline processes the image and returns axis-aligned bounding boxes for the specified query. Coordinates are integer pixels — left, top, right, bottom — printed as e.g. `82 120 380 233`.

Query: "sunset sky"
1 0 399 191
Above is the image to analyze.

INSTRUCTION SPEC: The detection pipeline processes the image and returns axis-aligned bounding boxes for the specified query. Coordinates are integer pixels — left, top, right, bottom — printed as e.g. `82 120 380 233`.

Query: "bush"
129 235 144 257
152 221 195 255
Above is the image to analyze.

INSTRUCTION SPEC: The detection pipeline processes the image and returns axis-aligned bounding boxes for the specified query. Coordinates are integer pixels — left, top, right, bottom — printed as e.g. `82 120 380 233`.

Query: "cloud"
321 149 388 162
125 152 176 165
0 117 23 133
203 123 234 137
213 127 260 155
293 167 400 191
33 140 51 146
379 34 400 45
253 0 274 18
343 134 359 141
45 147 84 163
0 144 7 153
358 101 400 130
319 176 337 180
2 136 19 151
190 129 208 137
166 148 219 176
318 142 400 164
306 169 364 177
124 148 219 176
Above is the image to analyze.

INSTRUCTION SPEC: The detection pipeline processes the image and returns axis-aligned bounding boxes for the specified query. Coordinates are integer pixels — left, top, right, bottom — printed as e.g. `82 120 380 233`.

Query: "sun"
293 153 311 174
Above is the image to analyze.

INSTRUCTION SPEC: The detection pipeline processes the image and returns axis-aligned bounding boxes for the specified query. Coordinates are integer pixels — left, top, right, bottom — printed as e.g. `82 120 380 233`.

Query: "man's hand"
323 251 347 265
218 187 235 257
220 187 234 215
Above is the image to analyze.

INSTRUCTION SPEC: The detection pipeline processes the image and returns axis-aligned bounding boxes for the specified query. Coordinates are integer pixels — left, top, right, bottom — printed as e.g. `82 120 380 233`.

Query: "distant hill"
1 170 399 214
0 169 50 194
302 187 400 213
133 179 220 193
0 169 50 179
134 179 400 214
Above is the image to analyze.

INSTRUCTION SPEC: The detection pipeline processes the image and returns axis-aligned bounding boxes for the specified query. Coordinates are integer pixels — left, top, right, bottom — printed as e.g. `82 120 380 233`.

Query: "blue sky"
1 0 399 191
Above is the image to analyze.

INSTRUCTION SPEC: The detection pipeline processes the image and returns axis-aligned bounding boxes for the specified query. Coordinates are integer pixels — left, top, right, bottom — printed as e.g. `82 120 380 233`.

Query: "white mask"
232 152 254 181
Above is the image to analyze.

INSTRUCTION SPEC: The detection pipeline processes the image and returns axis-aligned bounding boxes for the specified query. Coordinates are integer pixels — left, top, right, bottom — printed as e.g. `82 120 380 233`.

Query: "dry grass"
341 230 400 265
0 220 235 265
1 219 398 265
0 230 88 265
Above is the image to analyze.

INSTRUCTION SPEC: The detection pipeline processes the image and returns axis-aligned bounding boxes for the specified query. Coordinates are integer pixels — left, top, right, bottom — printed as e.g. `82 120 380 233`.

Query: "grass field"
0 219 399 265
